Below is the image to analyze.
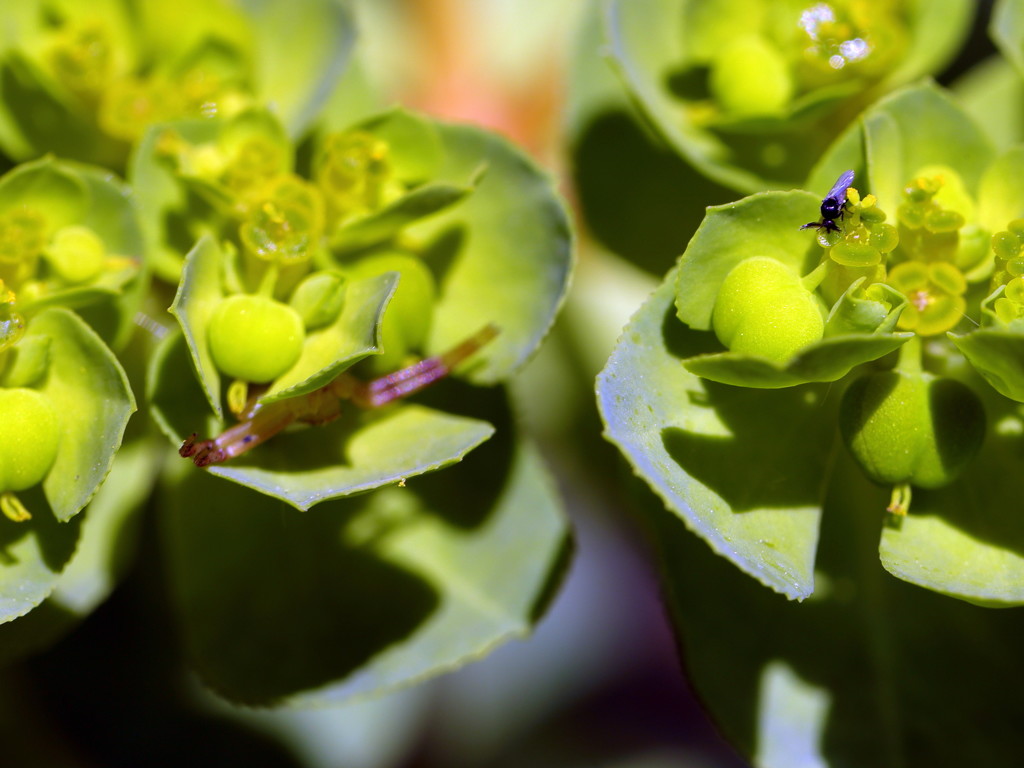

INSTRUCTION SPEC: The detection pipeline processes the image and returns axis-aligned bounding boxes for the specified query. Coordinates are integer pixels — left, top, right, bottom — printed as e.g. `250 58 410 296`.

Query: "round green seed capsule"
712 257 824 362
709 35 794 117
208 294 305 383
840 371 985 491
0 388 60 492
46 226 106 285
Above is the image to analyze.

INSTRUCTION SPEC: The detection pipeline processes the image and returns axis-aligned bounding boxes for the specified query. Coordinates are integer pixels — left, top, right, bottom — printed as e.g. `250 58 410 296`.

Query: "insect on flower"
801 169 855 233
180 324 499 467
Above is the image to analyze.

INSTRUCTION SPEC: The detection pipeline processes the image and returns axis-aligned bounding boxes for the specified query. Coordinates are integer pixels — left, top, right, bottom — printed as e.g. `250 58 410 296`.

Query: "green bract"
605 0 973 190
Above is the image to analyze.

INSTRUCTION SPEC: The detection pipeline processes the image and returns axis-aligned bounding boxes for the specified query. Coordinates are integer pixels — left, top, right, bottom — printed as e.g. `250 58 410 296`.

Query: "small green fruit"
208 294 305 383
289 270 346 330
46 226 106 285
0 388 60 492
709 35 793 117
712 256 824 362
840 371 985 490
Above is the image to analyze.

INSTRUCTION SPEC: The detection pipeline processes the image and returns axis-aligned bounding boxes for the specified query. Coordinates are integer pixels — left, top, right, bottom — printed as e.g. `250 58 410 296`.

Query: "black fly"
801 169 855 233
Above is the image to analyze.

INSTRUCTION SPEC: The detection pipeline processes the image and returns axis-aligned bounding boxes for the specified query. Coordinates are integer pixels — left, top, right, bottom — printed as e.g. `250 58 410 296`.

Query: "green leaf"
862 82 995 212
149 332 495 509
331 179 477 254
29 308 135 522
169 235 227 418
597 270 834 598
950 328 1024 403
0 157 87 227
604 0 779 192
683 333 911 389
351 109 445 183
241 0 357 139
0 51 123 165
0 439 158 663
262 271 398 402
674 190 822 329
992 0 1024 82
953 56 1024 154
0 485 83 624
886 1 975 87
129 119 223 283
566 1 738 275
160 410 567 705
401 120 573 384
977 145 1024 231
210 404 494 510
646 446 1024 768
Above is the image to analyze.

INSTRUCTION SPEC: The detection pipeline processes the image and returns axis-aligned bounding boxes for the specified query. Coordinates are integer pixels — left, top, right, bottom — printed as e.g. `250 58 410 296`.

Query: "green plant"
592 0 1024 758
0 0 573 712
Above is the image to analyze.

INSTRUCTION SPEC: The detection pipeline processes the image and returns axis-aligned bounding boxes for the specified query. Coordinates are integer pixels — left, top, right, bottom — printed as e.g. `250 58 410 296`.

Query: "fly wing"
828 169 855 202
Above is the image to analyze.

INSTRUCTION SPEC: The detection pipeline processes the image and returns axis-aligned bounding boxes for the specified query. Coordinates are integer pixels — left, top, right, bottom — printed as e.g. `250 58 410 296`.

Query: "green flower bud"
208 294 305 383
712 257 824 362
840 371 985 490
0 388 60 492
289 270 346 330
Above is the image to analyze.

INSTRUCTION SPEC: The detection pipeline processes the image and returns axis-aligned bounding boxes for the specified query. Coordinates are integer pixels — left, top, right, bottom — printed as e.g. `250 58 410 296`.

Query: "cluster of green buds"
704 170 994 514
684 0 908 121
157 117 438 398
0 208 135 314
0 0 262 168
0 160 140 523
988 221 1024 327
45 17 250 144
